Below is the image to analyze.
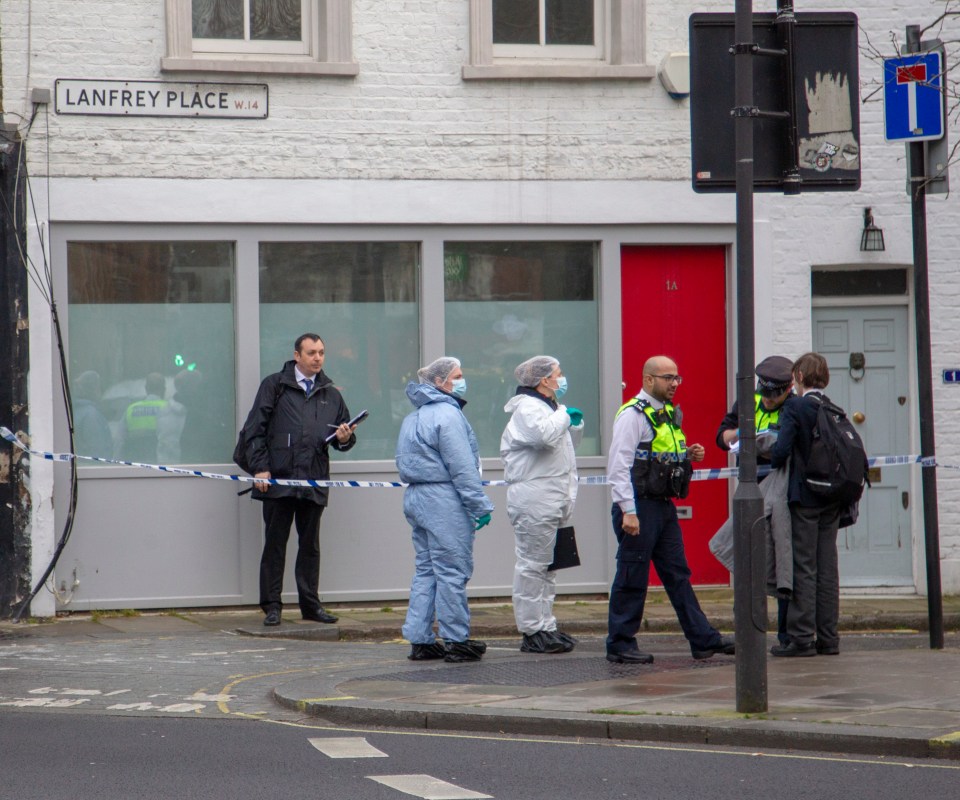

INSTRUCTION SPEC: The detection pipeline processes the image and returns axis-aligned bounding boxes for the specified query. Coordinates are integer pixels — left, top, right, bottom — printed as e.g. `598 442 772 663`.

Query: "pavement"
4 589 960 761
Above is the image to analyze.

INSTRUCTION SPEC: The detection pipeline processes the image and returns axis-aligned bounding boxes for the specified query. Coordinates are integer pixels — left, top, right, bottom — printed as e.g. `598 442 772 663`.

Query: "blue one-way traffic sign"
883 52 944 142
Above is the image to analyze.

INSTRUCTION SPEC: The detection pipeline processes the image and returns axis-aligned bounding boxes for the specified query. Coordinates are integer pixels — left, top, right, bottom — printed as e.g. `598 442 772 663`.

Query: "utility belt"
629 451 693 499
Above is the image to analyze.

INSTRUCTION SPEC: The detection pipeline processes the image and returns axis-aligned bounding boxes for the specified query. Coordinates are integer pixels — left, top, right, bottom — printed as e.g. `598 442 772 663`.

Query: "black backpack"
232 426 256 475
803 394 869 506
233 381 284 475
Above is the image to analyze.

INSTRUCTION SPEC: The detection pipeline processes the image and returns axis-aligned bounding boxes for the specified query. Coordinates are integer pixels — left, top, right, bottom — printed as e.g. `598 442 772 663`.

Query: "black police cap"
755 356 793 385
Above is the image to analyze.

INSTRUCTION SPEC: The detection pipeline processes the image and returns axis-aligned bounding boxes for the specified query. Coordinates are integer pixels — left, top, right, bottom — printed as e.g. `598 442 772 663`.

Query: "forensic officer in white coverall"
500 356 583 654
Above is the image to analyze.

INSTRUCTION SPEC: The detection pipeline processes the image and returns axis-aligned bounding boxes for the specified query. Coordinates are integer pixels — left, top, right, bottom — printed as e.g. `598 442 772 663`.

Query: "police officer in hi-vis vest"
605 355 736 664
714 355 795 644
716 355 795 462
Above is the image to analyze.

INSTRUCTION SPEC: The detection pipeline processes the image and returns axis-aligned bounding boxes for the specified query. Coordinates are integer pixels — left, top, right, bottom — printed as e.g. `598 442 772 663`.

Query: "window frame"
492 0 603 61
192 0 311 57
465 0 655 80
162 0 358 76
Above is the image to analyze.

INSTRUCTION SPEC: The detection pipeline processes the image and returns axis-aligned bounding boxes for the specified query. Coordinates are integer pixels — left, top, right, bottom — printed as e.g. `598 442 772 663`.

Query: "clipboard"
548 526 580 571
324 409 369 443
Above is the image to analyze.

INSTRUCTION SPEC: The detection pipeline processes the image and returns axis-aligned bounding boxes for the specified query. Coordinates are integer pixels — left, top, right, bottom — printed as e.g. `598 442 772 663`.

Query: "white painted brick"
3 0 959 587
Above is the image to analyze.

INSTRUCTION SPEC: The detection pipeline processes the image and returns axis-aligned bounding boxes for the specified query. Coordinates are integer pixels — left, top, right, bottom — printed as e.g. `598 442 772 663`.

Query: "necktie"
304 378 313 395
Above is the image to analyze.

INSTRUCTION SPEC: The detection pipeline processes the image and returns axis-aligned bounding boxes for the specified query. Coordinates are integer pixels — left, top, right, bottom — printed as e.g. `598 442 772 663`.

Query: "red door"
620 245 729 585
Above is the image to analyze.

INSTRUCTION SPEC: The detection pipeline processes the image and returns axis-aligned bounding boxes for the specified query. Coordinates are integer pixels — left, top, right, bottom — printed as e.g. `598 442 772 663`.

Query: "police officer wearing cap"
716 355 795 460
715 355 795 643
605 355 736 664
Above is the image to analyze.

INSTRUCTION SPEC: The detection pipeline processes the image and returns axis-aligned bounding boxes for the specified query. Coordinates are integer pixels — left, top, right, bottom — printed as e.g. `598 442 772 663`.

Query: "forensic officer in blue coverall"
605 355 736 664
396 357 495 663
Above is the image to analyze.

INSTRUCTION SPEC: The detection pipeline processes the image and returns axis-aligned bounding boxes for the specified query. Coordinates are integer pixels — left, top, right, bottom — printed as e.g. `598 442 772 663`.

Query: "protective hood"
405 381 463 410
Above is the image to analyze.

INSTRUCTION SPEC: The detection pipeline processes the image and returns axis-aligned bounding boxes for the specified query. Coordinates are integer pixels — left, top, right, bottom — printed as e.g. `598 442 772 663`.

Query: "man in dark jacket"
239 333 357 627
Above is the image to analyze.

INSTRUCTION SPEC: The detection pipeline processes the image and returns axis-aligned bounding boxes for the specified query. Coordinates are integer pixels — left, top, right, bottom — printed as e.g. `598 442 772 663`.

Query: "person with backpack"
768 352 867 657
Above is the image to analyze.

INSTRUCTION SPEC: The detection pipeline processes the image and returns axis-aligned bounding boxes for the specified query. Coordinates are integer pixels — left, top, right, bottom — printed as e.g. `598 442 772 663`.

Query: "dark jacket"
716 395 792 470
240 360 355 505
769 391 834 507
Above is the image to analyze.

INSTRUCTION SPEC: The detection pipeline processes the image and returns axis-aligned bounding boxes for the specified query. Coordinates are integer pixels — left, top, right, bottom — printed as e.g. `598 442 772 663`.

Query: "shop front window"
443 241 600 457
67 241 236 465
259 241 420 461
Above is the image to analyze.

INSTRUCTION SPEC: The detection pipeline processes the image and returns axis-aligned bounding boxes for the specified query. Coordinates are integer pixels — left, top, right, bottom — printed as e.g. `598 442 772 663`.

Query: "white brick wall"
3 0 959 590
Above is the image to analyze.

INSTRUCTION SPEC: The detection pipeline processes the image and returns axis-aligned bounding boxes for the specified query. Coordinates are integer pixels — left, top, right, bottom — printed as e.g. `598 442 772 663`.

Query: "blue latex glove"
475 513 492 530
567 407 584 427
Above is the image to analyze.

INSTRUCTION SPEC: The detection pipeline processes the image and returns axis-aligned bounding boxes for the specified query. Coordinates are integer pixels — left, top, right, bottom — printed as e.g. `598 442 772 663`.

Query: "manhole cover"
373 655 727 687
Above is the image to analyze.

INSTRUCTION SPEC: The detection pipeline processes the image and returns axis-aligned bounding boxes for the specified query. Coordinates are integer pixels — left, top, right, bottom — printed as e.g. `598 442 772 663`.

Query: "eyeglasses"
650 374 683 385
757 381 791 399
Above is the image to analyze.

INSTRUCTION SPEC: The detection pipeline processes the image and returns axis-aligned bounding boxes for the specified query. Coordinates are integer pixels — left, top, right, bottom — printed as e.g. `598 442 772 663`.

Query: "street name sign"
55 79 268 119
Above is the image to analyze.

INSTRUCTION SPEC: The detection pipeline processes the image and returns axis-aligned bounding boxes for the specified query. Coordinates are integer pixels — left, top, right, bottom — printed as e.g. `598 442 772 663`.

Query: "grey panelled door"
813 305 912 586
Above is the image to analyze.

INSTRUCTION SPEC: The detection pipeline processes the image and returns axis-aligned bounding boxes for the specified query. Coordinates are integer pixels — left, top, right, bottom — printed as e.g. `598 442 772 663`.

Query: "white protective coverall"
500 390 583 634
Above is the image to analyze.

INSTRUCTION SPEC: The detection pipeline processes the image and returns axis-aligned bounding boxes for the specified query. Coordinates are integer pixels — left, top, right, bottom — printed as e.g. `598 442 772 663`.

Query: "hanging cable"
0 107 81 622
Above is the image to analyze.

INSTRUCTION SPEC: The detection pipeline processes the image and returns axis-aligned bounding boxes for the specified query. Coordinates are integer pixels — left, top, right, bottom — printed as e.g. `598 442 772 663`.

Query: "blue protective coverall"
396 382 494 644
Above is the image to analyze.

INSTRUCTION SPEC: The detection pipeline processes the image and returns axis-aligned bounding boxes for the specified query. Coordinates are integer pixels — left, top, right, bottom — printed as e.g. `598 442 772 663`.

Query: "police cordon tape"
2 426 946 489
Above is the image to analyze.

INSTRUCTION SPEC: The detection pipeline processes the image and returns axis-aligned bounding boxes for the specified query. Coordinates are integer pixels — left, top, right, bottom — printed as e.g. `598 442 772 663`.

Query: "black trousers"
786 502 841 647
259 497 325 614
606 501 722 655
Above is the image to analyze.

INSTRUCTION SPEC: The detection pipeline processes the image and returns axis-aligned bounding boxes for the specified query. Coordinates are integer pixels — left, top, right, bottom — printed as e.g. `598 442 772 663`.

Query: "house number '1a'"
666 280 678 291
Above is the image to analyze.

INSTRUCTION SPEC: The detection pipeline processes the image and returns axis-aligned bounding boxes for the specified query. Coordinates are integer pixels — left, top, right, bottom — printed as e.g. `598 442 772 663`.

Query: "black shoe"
302 607 338 624
444 640 485 662
263 609 281 627
606 649 654 664
520 631 567 654
770 640 816 657
816 641 840 656
692 635 736 660
548 630 577 652
408 642 446 661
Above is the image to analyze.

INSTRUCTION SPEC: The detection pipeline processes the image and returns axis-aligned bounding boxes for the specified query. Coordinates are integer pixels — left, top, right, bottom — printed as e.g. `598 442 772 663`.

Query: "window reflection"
444 241 599 457
259 242 420 461
67 241 236 465
193 0 302 42
493 0 594 46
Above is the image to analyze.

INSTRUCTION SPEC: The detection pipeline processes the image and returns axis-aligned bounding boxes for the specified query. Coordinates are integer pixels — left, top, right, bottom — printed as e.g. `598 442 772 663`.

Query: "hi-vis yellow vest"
616 397 692 499
124 398 166 434
616 397 688 457
755 392 782 434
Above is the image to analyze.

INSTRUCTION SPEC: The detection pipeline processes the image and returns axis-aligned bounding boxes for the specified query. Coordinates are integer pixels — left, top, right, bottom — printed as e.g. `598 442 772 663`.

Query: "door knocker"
849 352 865 382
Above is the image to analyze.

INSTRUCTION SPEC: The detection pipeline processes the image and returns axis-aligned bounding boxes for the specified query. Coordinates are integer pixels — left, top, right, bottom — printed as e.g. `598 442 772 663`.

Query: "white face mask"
450 378 467 397
552 376 568 399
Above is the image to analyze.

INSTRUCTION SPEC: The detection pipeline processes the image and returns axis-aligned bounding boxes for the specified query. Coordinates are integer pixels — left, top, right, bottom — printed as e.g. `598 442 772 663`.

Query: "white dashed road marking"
108 703 160 712
367 774 492 799
0 698 89 708
6 686 211 714
308 737 389 758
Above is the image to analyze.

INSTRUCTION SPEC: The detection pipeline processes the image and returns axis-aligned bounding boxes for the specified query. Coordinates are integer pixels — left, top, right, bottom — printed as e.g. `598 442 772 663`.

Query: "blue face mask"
552 376 568 399
450 378 467 397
